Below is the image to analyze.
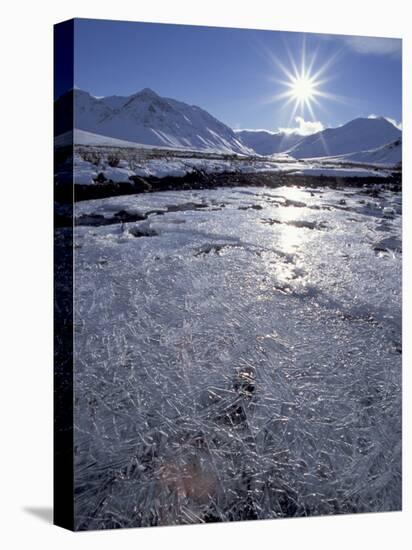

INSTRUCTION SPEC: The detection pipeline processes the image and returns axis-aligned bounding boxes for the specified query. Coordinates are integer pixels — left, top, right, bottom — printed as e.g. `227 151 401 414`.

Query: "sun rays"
267 38 341 126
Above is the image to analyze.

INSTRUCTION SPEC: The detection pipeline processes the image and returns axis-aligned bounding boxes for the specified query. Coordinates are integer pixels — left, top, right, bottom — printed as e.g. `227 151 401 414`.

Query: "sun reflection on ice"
258 187 314 294
276 188 311 254
278 225 304 255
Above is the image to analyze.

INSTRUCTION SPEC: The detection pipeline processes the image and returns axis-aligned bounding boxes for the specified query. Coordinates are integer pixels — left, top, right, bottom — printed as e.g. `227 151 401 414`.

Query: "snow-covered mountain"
238 118 401 159
287 117 401 159
55 88 252 155
55 89 401 162
236 130 303 156
325 138 402 167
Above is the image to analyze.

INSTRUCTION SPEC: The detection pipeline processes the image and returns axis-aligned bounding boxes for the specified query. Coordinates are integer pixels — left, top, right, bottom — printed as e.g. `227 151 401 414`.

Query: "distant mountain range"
287 117 401 159
235 130 303 156
237 117 401 159
55 88 401 162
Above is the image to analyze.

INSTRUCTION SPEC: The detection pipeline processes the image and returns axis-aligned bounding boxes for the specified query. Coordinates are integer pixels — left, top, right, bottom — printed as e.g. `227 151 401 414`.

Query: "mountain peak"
287 116 401 159
136 88 159 98
345 116 397 129
62 87 252 154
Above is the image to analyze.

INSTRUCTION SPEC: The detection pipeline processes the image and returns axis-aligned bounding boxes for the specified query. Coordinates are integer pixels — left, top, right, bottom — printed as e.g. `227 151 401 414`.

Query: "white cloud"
345 36 401 56
279 116 325 136
368 114 402 130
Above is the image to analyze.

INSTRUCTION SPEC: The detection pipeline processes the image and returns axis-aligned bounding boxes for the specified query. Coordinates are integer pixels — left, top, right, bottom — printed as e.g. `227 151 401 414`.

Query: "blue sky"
73 18 402 132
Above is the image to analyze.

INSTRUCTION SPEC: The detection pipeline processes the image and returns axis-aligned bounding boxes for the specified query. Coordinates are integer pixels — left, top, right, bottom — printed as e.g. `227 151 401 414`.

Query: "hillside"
236 129 303 156
287 117 401 159
55 88 252 155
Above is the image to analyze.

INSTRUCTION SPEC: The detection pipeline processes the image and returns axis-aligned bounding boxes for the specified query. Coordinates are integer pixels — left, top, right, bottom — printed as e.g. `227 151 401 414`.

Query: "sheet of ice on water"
72 185 401 529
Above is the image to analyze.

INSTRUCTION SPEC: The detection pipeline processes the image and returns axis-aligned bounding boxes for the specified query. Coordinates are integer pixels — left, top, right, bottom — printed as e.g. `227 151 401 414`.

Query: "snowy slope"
55 129 150 149
236 129 303 156
287 117 401 159
326 138 402 167
55 88 253 155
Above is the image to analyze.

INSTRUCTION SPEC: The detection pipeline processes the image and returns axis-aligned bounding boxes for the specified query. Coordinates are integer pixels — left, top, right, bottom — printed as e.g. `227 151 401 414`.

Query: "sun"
289 74 317 104
268 42 339 121
284 68 323 114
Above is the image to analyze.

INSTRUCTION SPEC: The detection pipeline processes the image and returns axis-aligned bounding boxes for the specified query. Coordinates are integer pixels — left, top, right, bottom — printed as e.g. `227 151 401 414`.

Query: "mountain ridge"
287 117 401 159
235 129 304 156
55 88 252 155
237 117 401 158
55 88 401 159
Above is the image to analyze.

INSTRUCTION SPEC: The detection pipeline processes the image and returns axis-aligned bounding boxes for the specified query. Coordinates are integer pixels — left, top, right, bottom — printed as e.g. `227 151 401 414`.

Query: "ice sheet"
71 185 401 529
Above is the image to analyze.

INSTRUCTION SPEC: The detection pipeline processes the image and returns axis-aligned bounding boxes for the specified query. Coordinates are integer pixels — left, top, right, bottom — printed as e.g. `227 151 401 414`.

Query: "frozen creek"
73 185 401 529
